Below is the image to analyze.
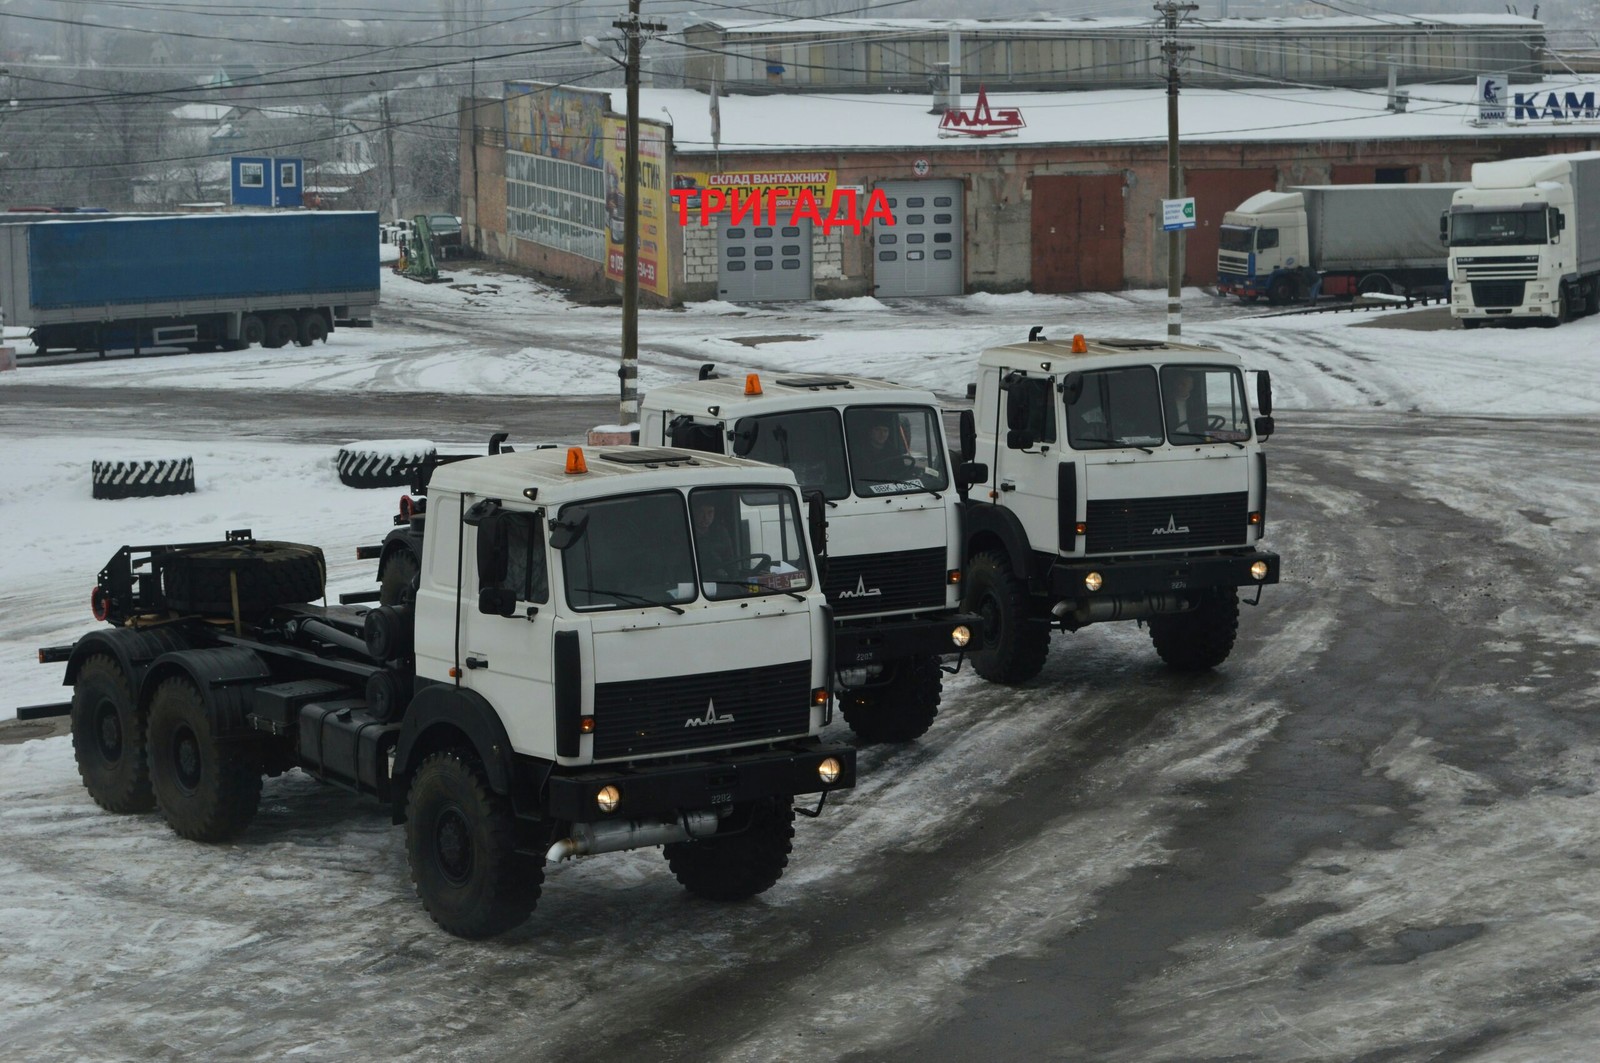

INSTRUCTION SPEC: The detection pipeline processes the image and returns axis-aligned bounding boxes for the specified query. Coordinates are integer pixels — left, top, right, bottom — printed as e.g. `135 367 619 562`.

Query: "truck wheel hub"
435 807 474 884
94 700 123 761
172 726 202 792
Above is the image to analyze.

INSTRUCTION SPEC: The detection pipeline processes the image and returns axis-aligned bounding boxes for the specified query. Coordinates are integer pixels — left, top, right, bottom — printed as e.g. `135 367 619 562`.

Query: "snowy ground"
2 266 1599 1060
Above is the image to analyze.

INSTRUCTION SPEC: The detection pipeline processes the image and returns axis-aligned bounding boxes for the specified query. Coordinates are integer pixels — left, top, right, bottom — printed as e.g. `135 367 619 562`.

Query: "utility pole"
1158 2 1196 339
380 92 400 224
615 0 666 427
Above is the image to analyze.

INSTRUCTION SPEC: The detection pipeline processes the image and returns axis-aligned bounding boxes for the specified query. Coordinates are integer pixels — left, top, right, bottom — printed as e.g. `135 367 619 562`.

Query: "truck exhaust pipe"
546 810 721 863
1053 593 1192 627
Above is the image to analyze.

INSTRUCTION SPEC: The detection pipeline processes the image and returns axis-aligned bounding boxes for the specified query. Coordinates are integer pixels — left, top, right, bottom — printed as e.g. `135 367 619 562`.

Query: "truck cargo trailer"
0 212 380 354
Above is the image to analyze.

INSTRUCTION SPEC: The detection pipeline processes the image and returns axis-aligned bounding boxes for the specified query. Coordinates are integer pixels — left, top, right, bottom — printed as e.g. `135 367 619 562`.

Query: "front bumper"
1048 550 1280 600
544 739 857 823
833 612 985 665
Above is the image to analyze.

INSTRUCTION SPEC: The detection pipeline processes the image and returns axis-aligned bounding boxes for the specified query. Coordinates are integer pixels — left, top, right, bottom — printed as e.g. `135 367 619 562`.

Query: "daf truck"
1445 151 1600 326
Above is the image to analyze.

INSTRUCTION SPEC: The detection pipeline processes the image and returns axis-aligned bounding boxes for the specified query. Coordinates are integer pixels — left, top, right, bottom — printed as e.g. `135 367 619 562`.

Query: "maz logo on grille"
1152 515 1191 535
838 575 883 599
684 698 735 728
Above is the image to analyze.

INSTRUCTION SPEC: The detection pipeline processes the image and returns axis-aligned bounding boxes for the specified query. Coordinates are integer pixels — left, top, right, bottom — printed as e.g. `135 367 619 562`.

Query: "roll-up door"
874 179 963 297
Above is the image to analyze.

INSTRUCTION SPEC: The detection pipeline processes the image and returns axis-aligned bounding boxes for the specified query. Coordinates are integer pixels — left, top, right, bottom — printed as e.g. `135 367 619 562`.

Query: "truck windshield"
844 406 950 496
736 409 850 500
1160 364 1252 445
1218 225 1256 252
561 490 698 610
1066 367 1165 450
689 486 813 600
1450 209 1548 246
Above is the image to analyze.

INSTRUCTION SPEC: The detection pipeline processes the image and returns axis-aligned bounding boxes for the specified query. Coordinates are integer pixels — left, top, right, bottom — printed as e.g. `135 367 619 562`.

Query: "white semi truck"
29 445 855 938
961 332 1280 683
1445 151 1600 326
1217 183 1463 305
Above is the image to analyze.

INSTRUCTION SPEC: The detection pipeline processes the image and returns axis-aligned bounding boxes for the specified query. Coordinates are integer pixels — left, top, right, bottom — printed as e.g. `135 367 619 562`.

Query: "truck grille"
1456 256 1539 281
1470 280 1526 308
823 547 947 616
1085 491 1248 555
1218 254 1250 278
591 660 812 760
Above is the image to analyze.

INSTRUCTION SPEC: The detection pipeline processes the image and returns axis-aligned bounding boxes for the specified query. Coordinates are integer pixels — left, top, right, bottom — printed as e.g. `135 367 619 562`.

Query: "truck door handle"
465 656 489 670
999 482 1017 492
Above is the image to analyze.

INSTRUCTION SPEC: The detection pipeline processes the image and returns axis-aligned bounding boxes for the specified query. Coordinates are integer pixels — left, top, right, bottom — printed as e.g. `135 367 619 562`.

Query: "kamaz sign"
1512 89 1600 122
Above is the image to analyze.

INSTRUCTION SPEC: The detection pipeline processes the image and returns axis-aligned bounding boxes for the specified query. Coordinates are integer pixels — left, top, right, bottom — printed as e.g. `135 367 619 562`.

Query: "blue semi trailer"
0 212 380 355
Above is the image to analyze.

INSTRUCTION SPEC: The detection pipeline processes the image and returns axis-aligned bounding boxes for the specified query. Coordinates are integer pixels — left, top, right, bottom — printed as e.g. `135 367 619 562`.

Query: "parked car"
425 214 462 258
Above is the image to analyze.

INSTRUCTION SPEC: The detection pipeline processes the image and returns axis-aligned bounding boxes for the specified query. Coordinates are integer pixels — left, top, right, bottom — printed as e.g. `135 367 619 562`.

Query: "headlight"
596 785 621 813
1084 572 1103 592
1250 561 1269 581
951 625 971 648
818 757 841 784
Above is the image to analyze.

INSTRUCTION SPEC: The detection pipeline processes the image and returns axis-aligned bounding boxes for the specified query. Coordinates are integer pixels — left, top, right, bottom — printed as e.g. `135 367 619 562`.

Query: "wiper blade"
581 586 685 614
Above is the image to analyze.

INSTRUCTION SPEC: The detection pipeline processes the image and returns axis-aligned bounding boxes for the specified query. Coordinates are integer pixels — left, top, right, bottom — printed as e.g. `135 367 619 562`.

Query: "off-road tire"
70 655 155 813
664 798 794 902
160 540 325 619
1267 276 1295 306
378 546 421 607
405 749 542 939
263 313 297 349
91 458 196 500
336 442 438 490
963 550 1051 684
147 676 262 842
1148 589 1240 671
839 654 942 743
296 311 329 346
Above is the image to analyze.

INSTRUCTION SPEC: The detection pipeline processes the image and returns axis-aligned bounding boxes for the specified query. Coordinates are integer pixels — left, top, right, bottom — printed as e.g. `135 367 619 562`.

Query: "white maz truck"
1445 151 1600 326
961 332 1280 683
1217 183 1462 305
29 446 855 938
635 369 983 743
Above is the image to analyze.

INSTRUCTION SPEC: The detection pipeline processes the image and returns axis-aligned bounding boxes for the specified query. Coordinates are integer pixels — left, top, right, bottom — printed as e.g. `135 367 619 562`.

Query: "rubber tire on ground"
664 798 794 902
1462 319 1482 330
1147 589 1240 671
1358 274 1393 296
91 457 196 500
839 654 942 743
147 676 262 842
405 749 542 939
263 312 297 349
296 311 329 346
1267 276 1295 306
963 550 1051 685
160 540 325 619
378 546 421 607
239 314 266 348
336 442 438 490
70 655 155 813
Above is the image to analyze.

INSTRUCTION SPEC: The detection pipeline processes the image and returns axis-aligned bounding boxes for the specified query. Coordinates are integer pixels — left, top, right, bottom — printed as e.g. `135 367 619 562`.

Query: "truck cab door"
993 372 1063 554
456 504 558 759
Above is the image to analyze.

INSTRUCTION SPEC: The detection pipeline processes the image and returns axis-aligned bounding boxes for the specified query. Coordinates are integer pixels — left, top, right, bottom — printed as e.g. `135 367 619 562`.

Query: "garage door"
718 220 812 302
1031 174 1124 293
1181 168 1276 285
874 180 963 297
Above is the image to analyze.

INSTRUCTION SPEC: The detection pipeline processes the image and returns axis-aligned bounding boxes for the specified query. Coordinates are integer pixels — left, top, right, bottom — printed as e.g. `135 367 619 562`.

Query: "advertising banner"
670 169 836 207
603 117 670 298
504 82 605 167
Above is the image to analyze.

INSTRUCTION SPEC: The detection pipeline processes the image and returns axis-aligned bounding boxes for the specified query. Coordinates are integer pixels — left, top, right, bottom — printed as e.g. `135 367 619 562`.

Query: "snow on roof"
691 14 1541 34
170 103 234 122
587 79 1600 155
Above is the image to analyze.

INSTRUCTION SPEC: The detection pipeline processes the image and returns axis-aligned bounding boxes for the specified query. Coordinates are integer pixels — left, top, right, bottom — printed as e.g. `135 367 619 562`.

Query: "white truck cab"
962 332 1280 683
639 370 982 743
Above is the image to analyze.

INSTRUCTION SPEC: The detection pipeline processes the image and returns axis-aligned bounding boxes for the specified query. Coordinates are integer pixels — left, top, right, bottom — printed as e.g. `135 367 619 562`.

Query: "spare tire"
336 440 437 489
92 458 196 500
160 541 326 619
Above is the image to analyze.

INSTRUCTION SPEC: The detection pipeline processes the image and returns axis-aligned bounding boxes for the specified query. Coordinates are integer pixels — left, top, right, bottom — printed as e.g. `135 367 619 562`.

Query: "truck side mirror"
958 409 976 462
956 461 988 490
730 418 759 457
1061 372 1083 405
1006 430 1035 451
478 586 517 617
1256 371 1273 417
475 513 509 588
1552 208 1565 238
805 490 828 571
1254 415 1275 440
1439 212 1449 244
1005 385 1032 432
